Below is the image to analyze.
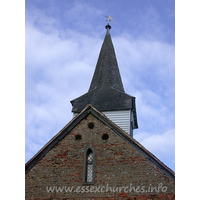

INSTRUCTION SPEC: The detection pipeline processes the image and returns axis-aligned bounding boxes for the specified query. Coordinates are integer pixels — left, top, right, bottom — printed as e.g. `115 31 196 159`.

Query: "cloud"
25 7 104 162
134 129 175 170
111 33 175 170
113 35 175 90
112 34 175 131
25 3 174 171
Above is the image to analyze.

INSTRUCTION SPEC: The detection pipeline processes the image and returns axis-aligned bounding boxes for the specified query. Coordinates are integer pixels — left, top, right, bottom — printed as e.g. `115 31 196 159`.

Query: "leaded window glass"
86 149 93 182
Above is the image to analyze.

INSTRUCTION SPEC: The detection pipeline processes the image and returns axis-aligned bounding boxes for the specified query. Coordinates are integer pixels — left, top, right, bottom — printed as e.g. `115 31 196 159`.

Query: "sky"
25 0 175 171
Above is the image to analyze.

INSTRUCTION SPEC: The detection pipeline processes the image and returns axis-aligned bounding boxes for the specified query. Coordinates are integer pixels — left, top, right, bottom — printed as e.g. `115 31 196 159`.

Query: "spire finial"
102 15 113 29
102 15 113 33
105 24 111 30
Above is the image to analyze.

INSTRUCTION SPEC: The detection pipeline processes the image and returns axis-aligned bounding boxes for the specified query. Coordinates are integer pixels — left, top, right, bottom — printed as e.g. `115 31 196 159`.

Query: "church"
25 22 175 199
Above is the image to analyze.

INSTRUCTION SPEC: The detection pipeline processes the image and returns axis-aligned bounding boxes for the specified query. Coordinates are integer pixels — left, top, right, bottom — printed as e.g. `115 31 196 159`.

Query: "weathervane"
102 15 114 24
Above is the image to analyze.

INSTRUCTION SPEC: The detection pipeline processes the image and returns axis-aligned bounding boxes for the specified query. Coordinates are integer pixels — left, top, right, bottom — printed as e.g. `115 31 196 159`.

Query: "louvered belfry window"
86 148 93 182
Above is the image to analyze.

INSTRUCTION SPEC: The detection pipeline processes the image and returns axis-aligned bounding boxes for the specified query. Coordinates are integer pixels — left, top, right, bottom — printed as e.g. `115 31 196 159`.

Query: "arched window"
86 148 93 182
83 146 95 184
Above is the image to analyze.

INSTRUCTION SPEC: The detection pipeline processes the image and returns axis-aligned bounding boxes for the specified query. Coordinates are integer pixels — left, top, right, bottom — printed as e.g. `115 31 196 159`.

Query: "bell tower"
71 22 138 137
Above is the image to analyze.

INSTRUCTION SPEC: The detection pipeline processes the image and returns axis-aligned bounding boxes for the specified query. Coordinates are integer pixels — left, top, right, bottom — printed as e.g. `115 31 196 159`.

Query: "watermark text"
46 183 167 194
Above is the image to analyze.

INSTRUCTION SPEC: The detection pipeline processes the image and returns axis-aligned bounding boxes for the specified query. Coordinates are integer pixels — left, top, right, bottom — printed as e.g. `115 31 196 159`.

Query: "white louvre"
102 110 131 135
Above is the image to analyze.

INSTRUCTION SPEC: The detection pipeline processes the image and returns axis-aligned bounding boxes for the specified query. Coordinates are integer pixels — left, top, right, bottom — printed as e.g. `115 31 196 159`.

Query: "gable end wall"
26 113 174 199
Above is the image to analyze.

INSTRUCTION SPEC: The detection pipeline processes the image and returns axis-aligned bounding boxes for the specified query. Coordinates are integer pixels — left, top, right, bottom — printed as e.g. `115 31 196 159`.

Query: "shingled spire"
89 24 124 92
71 23 138 135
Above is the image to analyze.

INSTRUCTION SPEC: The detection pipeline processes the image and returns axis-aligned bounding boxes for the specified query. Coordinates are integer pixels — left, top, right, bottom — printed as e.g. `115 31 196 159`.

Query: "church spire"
89 23 124 92
71 23 138 135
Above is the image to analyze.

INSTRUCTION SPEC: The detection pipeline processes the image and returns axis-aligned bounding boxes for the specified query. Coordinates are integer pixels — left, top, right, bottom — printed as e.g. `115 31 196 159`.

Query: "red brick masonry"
25 111 175 200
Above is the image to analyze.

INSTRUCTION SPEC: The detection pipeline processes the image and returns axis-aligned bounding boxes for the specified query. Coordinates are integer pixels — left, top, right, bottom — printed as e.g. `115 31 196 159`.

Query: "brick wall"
25 114 175 199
